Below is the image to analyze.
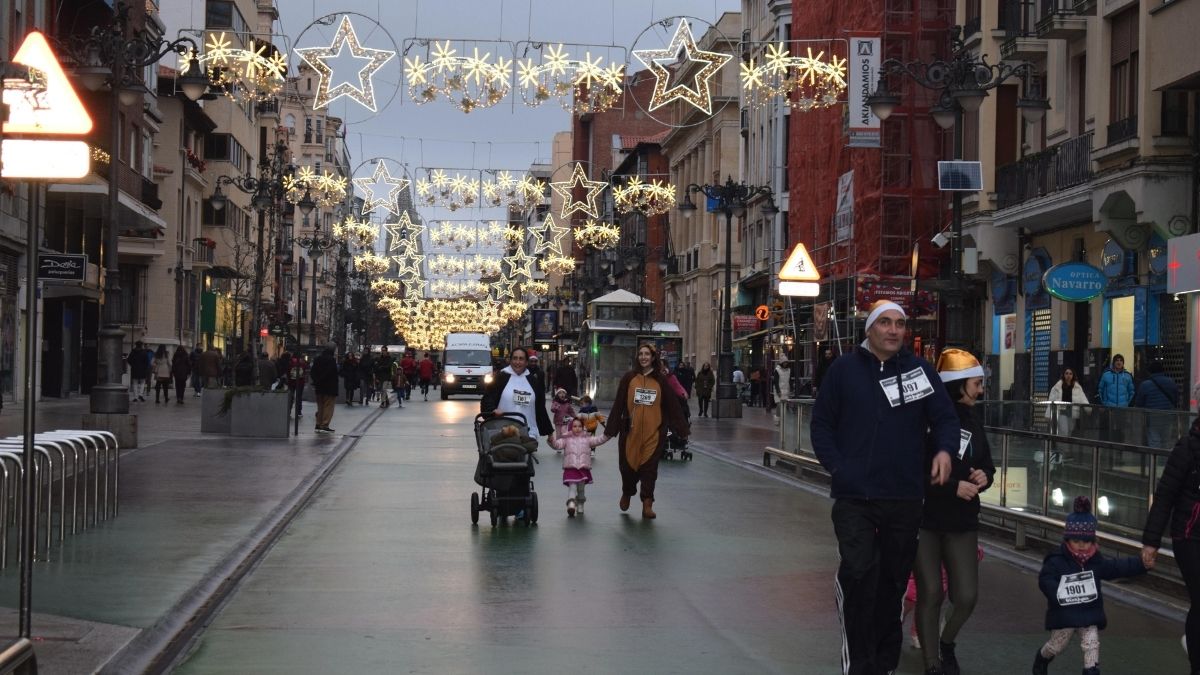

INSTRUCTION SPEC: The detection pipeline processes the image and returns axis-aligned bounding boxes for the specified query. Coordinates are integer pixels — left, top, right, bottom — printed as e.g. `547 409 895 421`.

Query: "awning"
46 181 167 237
582 319 680 334
733 328 773 343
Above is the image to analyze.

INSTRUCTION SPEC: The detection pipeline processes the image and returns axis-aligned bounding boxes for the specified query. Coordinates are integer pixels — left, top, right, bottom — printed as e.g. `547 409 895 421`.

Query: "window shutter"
1111 8 1138 64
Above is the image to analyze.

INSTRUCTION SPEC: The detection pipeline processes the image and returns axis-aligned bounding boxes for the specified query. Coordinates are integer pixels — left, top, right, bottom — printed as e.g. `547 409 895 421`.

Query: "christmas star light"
393 253 426 278
550 163 607 219
490 276 519 301
296 15 396 112
503 247 536 280
354 162 410 216
401 278 427 299
633 19 732 115
384 212 424 251
530 214 569 255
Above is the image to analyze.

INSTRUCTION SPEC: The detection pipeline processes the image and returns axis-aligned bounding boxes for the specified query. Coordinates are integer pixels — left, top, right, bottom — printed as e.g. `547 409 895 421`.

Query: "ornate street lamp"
64 1 209 415
678 177 777 419
865 26 1048 348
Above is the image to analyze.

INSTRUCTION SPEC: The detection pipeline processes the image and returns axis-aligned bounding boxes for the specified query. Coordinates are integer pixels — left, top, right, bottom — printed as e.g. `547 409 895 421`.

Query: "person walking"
732 365 747 404
914 349 995 675
604 343 690 519
171 346 192 404
1134 361 1180 448
286 351 309 418
815 346 836 396
810 300 959 675
374 347 396 408
549 417 610 517
341 352 360 406
190 344 204 397
201 346 223 389
399 350 417 401
1098 354 1135 443
256 351 277 389
1033 497 1149 675
357 348 375 404
1142 416 1200 675
310 346 339 433
527 353 545 392
126 341 150 402
481 346 553 440
152 345 173 404
1047 368 1089 437
233 351 253 386
418 352 435 401
674 361 696 398
553 357 579 399
695 363 715 417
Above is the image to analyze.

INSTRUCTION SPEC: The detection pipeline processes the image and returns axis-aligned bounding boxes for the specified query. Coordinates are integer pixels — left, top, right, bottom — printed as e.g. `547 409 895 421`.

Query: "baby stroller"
663 429 693 461
471 412 539 527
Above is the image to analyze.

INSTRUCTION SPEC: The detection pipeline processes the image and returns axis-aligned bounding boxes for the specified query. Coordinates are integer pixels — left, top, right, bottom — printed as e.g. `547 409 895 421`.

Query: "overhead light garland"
354 252 391 275
188 33 287 101
572 219 621 250
541 254 577 275
296 15 396 112
404 40 511 113
550 163 607 219
481 171 546 209
370 278 402 297
515 42 625 113
333 215 378 249
284 166 348 207
612 176 677 216
740 42 847 110
633 18 732 115
414 169 480 210
353 161 410 216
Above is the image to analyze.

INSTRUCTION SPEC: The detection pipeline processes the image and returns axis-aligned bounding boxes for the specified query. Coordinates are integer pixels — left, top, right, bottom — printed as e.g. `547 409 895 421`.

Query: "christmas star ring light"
384 211 425 252
296 14 396 113
354 160 410 216
550 163 607 220
632 17 732 116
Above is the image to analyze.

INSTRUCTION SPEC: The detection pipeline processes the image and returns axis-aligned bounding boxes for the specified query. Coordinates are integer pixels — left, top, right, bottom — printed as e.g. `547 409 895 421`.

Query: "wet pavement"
171 399 1189 674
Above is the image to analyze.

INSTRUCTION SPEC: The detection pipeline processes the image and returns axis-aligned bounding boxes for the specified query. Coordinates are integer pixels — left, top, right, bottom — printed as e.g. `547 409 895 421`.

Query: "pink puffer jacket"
551 432 607 470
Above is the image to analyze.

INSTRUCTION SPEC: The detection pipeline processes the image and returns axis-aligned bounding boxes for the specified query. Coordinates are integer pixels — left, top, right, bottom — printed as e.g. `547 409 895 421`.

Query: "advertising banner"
531 309 559 343
847 37 881 148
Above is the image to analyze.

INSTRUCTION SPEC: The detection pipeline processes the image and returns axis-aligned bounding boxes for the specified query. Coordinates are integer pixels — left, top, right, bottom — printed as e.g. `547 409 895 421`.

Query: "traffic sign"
778 242 820 281
754 304 770 321
1 31 93 179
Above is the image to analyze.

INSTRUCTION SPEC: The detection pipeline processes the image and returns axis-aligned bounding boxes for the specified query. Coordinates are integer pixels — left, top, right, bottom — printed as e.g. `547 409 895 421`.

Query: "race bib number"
879 367 935 407
512 390 532 406
958 429 973 460
634 388 658 406
1056 571 1097 606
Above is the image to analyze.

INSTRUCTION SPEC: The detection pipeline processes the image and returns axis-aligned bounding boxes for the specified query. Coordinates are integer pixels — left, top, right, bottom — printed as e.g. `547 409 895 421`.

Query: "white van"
441 333 493 399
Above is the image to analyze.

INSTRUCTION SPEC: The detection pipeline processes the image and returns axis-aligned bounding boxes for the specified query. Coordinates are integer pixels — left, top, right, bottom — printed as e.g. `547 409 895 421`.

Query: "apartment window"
204 133 230 160
1109 7 1139 140
1074 54 1087 135
316 119 324 144
202 200 226 227
205 0 246 33
304 117 312 143
1161 91 1190 137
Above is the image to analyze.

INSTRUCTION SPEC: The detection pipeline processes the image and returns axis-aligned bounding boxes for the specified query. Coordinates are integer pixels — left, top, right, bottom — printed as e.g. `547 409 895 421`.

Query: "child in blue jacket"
1032 496 1150 675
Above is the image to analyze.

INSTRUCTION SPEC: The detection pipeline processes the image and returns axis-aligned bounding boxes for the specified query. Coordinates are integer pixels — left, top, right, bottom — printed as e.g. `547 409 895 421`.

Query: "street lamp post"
678 177 777 420
292 191 334 346
866 26 1048 348
209 140 291 365
68 1 208 414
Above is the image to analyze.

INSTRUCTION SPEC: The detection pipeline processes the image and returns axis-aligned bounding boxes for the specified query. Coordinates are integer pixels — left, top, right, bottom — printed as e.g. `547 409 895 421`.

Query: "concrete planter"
200 389 230 434
230 391 290 438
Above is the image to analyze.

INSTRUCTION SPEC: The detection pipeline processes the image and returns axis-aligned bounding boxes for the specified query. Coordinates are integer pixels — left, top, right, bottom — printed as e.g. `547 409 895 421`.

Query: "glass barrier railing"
777 398 1175 546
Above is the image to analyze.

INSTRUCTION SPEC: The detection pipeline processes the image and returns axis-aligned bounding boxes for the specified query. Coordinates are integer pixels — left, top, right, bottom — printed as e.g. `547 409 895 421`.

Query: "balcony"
996 131 1093 209
999 0 1049 61
1107 115 1138 145
1072 0 1096 15
192 239 216 270
1036 0 1087 39
256 98 280 120
141 176 162 211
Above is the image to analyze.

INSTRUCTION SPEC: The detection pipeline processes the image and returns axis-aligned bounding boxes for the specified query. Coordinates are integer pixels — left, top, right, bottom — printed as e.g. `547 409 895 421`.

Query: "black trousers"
1176 538 1200 674
831 498 924 675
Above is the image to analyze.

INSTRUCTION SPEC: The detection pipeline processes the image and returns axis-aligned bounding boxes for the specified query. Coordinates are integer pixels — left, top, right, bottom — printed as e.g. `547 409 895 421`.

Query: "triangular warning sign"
779 242 820 281
3 31 93 136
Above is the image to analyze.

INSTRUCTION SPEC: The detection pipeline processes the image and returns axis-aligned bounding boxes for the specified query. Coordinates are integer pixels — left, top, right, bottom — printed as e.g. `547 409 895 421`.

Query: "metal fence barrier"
770 399 1178 562
0 431 118 568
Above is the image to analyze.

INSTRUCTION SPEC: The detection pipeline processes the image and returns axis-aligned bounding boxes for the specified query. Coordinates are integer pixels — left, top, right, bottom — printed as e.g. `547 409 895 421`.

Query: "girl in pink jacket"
549 417 609 517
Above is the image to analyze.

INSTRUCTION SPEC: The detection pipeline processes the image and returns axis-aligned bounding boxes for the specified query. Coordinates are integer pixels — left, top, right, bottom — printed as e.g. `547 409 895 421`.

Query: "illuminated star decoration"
354 162 410 216
296 15 396 112
550 163 607 219
490 276 520 301
384 212 425 252
503 247 536 280
633 19 733 115
530 214 569 255
392 253 426 278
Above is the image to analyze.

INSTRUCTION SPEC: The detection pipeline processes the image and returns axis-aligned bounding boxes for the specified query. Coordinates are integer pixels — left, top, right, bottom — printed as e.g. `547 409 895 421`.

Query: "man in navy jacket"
811 300 959 675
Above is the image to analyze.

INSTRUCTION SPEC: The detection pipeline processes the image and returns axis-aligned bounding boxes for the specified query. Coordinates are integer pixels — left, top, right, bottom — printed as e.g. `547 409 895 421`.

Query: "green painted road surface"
174 400 1189 674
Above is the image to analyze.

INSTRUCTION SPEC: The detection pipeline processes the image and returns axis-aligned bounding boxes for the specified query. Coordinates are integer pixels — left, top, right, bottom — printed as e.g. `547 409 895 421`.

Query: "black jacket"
1038 544 1145 630
309 351 340 396
921 402 995 531
1143 418 1200 547
480 369 553 437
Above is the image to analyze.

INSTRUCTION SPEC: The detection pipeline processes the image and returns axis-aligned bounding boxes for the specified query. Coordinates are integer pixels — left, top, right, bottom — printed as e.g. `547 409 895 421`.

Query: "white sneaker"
566 499 576 517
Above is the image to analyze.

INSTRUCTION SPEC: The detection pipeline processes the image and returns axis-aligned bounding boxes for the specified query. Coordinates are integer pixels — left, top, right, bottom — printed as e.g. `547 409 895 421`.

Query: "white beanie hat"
864 300 907 332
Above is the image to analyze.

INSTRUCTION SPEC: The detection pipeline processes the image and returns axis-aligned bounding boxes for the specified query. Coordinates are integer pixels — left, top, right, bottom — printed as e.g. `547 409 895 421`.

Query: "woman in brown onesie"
606 343 690 519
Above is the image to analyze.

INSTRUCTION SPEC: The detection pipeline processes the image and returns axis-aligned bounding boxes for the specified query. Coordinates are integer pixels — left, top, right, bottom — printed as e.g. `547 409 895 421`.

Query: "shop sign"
1042 262 1107 302
1023 250 1049 296
37 253 85 281
1101 239 1126 279
733 315 760 333
991 269 1015 315
1167 232 1200 294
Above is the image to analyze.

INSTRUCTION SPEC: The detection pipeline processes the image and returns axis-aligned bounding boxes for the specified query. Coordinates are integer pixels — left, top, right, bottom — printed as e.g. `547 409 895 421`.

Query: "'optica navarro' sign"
1041 262 1108 302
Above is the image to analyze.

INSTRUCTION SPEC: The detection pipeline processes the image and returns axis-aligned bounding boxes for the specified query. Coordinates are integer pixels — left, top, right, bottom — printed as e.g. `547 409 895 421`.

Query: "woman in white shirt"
1046 367 1089 436
481 347 553 439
